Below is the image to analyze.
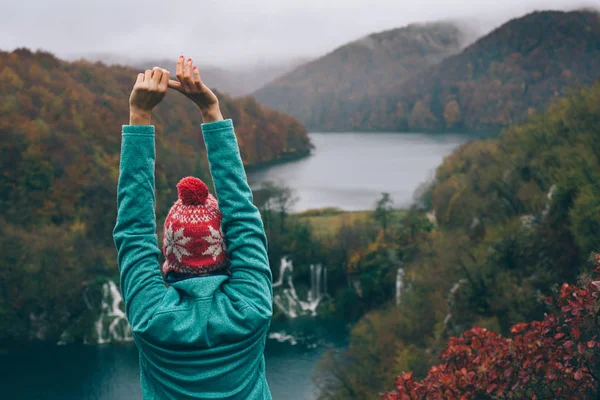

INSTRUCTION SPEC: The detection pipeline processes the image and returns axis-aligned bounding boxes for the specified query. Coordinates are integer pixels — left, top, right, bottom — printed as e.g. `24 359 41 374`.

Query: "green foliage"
316 79 600 397
255 183 431 324
374 192 394 233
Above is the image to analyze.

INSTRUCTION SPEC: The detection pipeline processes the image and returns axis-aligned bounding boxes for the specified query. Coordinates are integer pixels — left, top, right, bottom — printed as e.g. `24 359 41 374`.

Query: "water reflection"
248 132 474 211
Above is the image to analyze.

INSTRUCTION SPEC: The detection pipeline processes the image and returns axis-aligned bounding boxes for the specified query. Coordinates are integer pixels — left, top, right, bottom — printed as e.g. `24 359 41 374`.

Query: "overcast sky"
1 0 598 67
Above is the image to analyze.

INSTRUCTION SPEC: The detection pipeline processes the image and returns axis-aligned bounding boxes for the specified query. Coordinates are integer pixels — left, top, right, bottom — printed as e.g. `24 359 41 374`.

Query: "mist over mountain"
253 22 475 130
255 10 600 132
365 9 600 132
69 53 310 96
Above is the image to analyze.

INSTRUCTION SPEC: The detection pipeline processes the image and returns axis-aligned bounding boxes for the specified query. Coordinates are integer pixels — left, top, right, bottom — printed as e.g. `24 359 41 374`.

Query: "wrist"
199 104 223 123
129 108 152 126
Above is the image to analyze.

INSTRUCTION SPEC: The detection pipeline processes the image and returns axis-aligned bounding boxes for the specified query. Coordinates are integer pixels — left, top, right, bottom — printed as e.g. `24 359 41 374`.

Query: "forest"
310 79 600 398
367 10 600 132
0 48 312 342
256 10 600 133
254 22 465 131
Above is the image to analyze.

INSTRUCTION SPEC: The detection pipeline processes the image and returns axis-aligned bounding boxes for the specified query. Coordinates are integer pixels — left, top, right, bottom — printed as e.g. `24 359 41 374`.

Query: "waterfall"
268 331 298 345
324 267 328 298
395 268 405 306
315 264 322 301
94 280 133 344
29 312 48 341
273 256 293 288
443 279 468 328
272 257 330 318
308 264 315 302
351 279 363 297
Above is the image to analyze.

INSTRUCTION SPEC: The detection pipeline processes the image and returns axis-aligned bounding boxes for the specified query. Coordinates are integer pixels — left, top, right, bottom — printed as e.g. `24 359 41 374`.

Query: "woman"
113 56 273 399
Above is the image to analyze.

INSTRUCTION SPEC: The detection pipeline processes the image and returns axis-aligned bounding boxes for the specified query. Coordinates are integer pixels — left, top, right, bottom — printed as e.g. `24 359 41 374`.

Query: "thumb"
168 79 183 91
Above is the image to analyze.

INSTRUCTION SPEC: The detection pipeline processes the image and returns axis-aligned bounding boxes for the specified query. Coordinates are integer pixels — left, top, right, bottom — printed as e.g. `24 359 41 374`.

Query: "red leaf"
574 370 584 381
572 327 581 339
511 322 529 334
555 333 565 340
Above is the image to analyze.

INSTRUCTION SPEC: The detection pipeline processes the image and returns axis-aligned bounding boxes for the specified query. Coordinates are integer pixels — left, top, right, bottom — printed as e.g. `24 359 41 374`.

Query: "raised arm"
168 56 272 317
113 68 170 331
203 119 273 317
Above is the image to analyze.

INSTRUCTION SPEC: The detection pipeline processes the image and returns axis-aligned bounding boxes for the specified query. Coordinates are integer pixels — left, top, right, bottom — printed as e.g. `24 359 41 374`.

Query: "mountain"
74 53 309 96
364 10 600 132
253 22 471 130
0 48 310 342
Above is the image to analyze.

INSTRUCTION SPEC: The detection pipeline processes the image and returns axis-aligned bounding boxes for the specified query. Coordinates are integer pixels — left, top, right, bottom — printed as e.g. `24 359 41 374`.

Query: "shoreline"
244 149 313 173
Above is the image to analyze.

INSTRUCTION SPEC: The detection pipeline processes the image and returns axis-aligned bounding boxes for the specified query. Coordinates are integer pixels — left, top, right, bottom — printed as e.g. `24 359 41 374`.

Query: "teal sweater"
113 119 273 399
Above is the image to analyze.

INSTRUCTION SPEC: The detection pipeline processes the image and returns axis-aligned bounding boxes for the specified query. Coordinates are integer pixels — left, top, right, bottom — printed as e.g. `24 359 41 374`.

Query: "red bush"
383 261 600 399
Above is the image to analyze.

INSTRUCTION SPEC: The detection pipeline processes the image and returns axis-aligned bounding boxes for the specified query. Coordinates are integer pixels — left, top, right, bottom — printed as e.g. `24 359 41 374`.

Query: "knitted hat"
162 177 229 276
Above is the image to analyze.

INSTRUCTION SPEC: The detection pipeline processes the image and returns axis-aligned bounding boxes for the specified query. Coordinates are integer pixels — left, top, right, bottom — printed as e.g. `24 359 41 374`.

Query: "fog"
1 0 598 67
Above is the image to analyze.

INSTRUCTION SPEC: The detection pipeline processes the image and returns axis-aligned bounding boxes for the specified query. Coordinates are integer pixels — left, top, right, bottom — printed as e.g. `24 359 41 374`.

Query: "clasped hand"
129 56 223 125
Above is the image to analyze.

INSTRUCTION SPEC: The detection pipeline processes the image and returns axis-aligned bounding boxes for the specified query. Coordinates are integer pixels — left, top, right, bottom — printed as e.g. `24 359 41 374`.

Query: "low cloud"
1 0 597 66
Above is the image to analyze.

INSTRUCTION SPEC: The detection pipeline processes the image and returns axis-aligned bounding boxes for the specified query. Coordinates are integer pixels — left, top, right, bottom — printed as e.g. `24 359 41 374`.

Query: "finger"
144 70 152 85
151 67 163 87
135 72 144 85
193 65 201 84
168 79 183 91
175 55 185 83
159 69 170 91
183 58 193 86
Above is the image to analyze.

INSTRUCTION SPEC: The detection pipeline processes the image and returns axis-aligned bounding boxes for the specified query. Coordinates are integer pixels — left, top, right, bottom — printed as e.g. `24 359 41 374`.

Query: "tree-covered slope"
253 22 468 130
0 48 311 342
367 10 600 132
316 78 600 397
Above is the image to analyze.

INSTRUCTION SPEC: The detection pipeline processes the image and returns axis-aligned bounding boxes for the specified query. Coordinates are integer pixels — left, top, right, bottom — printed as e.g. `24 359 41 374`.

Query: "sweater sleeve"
202 119 273 318
113 125 167 332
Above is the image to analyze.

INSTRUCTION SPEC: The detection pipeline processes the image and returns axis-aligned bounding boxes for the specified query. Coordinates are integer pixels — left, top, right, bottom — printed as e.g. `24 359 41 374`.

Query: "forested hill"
0 48 310 342
253 22 468 130
315 80 600 398
364 10 600 132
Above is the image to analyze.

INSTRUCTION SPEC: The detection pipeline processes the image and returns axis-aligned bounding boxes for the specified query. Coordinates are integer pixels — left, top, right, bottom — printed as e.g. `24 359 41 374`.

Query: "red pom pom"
177 177 209 206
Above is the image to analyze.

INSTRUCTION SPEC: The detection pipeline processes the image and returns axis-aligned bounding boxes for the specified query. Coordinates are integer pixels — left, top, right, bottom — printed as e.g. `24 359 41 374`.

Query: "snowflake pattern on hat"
202 226 226 260
164 223 192 262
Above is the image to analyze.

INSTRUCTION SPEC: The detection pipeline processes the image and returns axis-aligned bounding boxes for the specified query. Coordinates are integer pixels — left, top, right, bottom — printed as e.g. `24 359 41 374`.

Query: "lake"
248 132 473 212
0 131 473 399
0 319 346 400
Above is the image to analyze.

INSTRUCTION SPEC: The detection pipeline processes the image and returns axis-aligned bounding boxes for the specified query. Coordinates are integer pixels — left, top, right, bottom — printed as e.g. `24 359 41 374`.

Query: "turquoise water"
0 320 345 400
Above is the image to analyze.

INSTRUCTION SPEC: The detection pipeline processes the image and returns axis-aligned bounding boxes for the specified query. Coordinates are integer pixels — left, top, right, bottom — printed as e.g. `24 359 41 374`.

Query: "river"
248 132 473 212
0 131 473 399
